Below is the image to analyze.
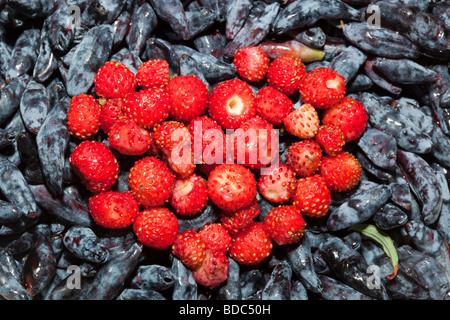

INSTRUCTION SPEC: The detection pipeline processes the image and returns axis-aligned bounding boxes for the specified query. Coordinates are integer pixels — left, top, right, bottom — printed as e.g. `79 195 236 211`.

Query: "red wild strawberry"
188 115 226 165
291 174 331 218
207 78 256 130
283 103 320 139
67 93 101 139
229 221 273 266
299 67 346 109
136 59 169 90
233 46 270 83
128 156 175 207
172 229 206 270
263 205 306 245
122 88 170 129
266 56 306 96
107 118 152 156
94 61 137 98
133 207 179 250
319 151 362 192
192 249 229 289
198 223 232 252
88 191 139 228
99 98 124 134
170 173 209 216
220 199 260 235
285 139 323 178
69 141 119 193
255 86 294 125
153 121 196 178
321 97 368 142
164 150 196 179
315 124 345 156
168 74 209 123
258 164 297 203
229 116 278 169
153 121 191 152
207 164 257 212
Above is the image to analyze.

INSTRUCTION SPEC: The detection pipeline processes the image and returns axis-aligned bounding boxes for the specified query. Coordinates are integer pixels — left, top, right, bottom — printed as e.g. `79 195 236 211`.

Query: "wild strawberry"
168 74 209 123
170 173 209 216
198 223 232 252
188 115 226 165
192 248 229 289
207 78 256 130
153 121 191 152
136 59 169 90
321 97 368 142
315 124 345 156
255 86 294 125
69 141 119 193
291 175 331 218
263 205 306 245
99 98 124 134
107 118 152 156
163 150 196 179
153 122 196 178
319 151 362 192
133 207 179 250
258 164 297 203
229 116 278 169
67 93 101 139
88 191 139 228
266 56 306 96
285 139 322 178
220 199 260 235
283 103 320 139
122 88 170 129
233 46 270 83
229 221 273 266
128 156 175 207
94 61 137 98
207 164 257 212
299 67 346 109
172 229 206 270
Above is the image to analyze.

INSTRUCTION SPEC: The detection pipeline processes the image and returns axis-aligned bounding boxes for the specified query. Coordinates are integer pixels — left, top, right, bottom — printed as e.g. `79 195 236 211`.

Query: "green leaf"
349 223 398 279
